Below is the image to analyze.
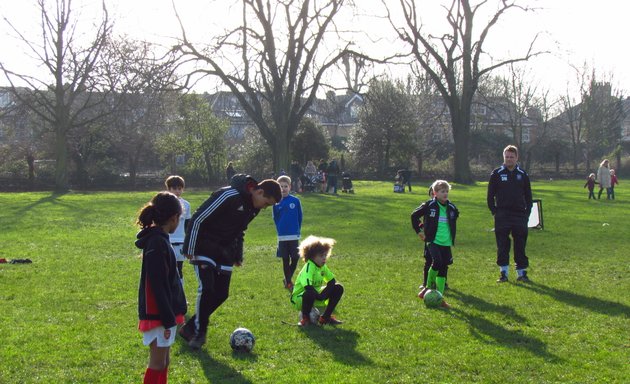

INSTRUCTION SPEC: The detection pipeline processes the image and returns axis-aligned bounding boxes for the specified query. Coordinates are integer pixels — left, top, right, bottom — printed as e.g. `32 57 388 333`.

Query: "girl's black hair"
136 191 182 229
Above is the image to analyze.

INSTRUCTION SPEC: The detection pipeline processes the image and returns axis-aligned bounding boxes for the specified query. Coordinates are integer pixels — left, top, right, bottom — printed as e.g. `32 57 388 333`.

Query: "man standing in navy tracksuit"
487 145 533 283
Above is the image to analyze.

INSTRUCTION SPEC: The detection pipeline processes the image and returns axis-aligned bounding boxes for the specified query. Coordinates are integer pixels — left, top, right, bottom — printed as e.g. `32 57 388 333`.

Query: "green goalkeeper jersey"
433 201 453 246
292 259 335 302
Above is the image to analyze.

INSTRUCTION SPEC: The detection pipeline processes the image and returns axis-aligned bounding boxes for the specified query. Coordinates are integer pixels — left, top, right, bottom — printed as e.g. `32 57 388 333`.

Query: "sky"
1 0 629 99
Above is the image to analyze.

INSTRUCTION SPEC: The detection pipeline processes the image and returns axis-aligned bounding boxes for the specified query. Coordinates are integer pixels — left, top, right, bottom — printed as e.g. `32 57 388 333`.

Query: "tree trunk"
416 152 423 179
26 153 35 190
74 153 89 188
452 113 473 184
54 125 69 192
273 131 290 176
204 151 213 185
129 156 137 187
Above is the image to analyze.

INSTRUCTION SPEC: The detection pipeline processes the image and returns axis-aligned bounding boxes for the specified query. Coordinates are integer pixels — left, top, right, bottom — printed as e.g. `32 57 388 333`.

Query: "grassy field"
0 180 628 383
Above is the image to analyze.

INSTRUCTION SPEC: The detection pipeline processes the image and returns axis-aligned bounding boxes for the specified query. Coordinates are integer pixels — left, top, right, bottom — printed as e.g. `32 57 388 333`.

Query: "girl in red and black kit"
136 192 187 384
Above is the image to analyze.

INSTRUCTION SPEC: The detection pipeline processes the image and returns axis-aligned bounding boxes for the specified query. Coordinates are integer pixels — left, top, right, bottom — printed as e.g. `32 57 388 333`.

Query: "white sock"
516 269 525 277
500 266 508 274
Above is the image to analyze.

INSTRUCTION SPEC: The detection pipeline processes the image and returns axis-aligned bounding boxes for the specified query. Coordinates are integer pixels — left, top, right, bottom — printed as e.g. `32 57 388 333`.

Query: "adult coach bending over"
180 174 281 349
487 145 533 283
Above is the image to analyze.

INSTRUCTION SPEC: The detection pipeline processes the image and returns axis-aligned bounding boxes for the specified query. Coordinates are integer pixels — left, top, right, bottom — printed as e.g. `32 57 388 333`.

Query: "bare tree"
174 0 354 172
97 37 181 186
0 0 112 191
480 64 541 171
387 0 541 183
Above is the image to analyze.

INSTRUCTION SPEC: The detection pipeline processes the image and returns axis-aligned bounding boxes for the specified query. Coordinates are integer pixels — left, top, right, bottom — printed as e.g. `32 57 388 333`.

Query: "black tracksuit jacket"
411 198 459 245
183 174 260 266
487 165 532 218
136 227 187 329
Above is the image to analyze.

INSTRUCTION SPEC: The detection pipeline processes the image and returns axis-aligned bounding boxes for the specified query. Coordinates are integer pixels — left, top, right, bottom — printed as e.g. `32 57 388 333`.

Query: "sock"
144 368 160 384
500 265 508 275
427 267 438 289
436 276 446 294
516 269 525 277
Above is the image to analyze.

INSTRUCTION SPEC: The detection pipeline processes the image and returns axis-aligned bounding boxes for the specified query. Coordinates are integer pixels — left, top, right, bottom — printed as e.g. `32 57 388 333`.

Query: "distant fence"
0 166 620 192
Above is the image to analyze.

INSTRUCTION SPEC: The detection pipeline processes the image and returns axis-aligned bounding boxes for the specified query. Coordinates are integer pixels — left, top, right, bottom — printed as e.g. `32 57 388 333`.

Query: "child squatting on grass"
135 192 187 384
273 175 303 291
291 235 344 326
411 180 459 308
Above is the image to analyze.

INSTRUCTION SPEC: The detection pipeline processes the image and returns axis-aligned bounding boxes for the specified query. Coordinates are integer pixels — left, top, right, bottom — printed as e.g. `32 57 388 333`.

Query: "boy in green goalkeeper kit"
291 235 344 326
410 180 459 308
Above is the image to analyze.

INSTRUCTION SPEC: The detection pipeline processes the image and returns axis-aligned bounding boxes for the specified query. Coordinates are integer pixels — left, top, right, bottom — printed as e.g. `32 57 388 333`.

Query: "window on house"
472 104 487 115
0 92 10 108
350 105 359 119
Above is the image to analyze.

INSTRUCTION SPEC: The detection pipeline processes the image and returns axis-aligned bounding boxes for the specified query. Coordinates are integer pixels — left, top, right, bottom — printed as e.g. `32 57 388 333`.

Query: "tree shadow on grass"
447 289 560 362
15 191 69 216
518 282 630 317
300 326 372 366
177 338 254 384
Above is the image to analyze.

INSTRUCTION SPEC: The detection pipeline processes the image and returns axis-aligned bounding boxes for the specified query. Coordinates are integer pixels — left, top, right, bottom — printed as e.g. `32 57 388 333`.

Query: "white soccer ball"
229 327 255 352
298 307 320 324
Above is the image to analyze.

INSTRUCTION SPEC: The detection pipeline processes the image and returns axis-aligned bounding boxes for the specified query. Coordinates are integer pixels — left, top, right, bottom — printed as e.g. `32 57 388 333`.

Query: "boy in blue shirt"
273 175 303 291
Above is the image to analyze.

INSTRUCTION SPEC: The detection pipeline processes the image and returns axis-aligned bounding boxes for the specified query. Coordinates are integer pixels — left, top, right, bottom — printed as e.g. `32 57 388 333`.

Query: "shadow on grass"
518 281 630 317
177 339 254 384
15 191 68 216
301 326 372 366
449 288 529 324
447 289 559 362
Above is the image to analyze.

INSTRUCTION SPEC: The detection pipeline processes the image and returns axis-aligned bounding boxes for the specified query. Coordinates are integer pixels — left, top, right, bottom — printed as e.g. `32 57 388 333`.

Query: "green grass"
0 180 628 383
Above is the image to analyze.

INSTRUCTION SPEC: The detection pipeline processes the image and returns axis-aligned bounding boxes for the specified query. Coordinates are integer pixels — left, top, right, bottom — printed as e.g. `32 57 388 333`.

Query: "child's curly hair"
299 235 336 262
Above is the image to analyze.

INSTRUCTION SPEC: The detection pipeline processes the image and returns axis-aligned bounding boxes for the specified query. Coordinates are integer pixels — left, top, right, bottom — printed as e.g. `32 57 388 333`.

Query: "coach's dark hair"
136 191 182 229
256 179 282 203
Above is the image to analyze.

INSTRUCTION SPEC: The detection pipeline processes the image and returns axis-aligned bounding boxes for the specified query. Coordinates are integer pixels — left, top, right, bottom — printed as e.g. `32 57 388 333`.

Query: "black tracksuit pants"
193 264 231 335
494 211 529 270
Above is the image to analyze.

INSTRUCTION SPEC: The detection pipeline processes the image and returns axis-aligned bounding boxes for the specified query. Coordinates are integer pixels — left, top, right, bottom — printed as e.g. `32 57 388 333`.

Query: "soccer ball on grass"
230 327 255 352
423 289 444 308
298 307 320 324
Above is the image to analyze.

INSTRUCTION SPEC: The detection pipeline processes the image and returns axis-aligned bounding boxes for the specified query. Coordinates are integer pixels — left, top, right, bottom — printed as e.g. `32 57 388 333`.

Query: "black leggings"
193 265 231 335
301 283 344 319
277 240 299 282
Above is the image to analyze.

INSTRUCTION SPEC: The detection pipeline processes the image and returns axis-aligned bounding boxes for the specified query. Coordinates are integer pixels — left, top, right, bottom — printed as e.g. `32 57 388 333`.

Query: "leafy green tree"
176 94 229 184
350 78 418 178
291 119 330 165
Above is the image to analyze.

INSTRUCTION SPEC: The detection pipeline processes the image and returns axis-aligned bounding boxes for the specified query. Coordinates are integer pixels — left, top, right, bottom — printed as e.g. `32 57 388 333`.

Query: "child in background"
610 169 618 200
165 176 192 285
584 173 598 200
135 192 187 384
410 180 459 308
273 175 303 291
291 235 344 326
